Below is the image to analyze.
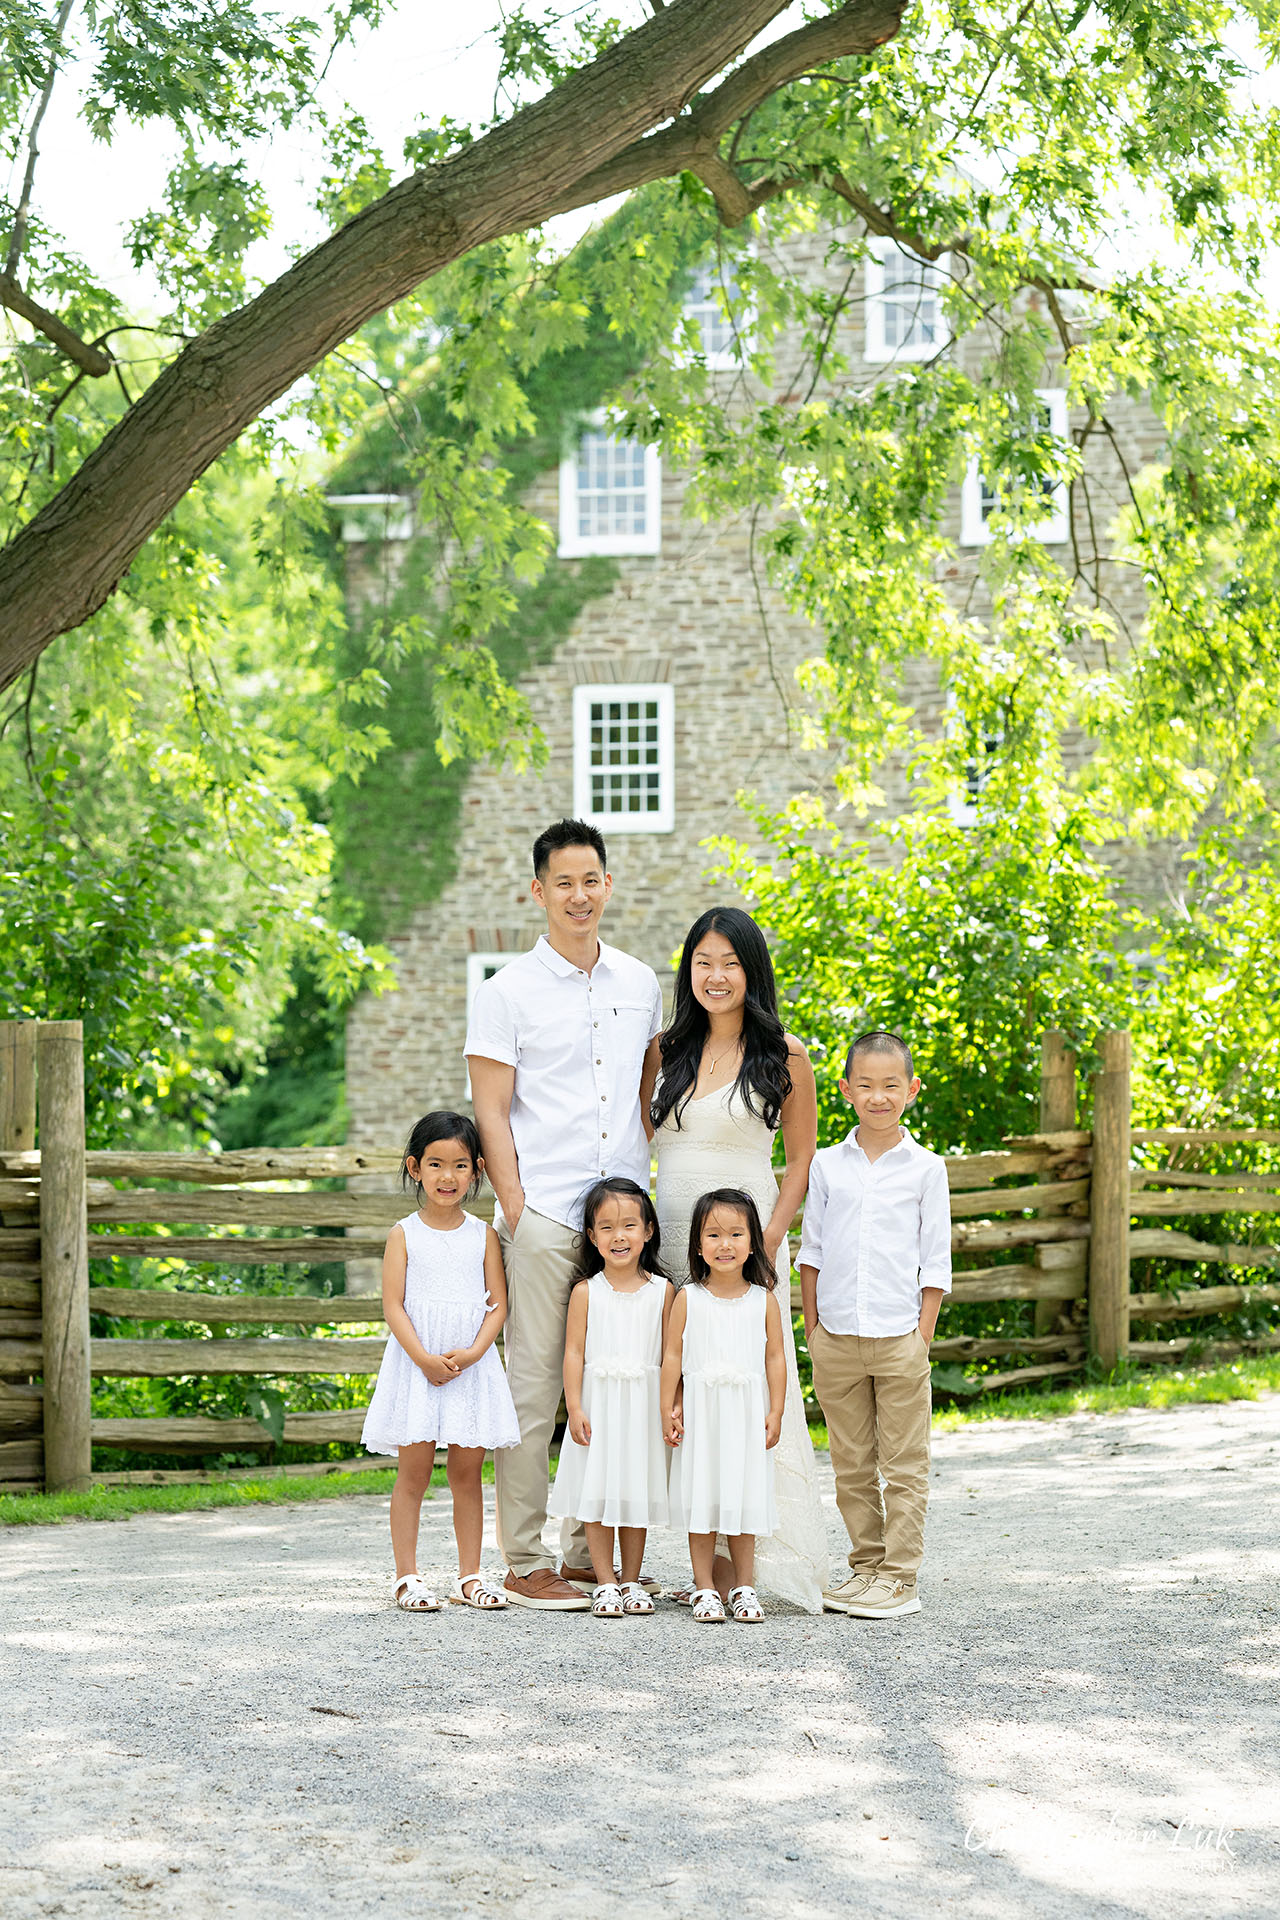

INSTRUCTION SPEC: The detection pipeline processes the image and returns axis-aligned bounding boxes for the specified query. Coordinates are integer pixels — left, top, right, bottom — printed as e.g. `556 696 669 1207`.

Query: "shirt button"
601 1131 608 1140
595 1058 602 1065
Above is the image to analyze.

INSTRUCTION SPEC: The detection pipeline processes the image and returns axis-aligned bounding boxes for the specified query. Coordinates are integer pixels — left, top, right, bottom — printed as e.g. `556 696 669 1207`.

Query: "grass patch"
931 1353 1280 1429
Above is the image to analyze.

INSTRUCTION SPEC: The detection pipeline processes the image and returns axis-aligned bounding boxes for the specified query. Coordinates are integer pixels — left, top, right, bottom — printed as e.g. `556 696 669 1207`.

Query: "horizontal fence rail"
2 1022 1278 1490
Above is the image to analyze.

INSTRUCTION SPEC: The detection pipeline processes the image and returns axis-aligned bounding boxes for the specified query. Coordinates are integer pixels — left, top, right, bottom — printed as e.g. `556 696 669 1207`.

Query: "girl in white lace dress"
661 1189 786 1623
549 1178 673 1618
363 1111 519 1614
645 907 831 1613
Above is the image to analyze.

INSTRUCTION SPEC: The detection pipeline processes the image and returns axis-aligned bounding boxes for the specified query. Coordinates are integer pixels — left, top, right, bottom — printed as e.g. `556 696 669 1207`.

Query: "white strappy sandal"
448 1573 508 1611
621 1581 654 1616
393 1574 440 1612
728 1584 764 1623
690 1588 726 1624
592 1582 625 1617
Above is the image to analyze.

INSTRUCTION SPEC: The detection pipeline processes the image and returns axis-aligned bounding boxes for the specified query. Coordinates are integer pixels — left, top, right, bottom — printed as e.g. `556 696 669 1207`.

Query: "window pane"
583 686 667 818
575 430 650 541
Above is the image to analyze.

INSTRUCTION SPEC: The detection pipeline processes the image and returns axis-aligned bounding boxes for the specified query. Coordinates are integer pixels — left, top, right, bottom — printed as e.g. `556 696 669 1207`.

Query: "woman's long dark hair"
686 1188 775 1291
650 907 792 1133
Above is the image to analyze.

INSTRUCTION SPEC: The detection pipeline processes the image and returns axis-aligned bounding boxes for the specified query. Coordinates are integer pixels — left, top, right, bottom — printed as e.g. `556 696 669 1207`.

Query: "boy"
797 1030 950 1618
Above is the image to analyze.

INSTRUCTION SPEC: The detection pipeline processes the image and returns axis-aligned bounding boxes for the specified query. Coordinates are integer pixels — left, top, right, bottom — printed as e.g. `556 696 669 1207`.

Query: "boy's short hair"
532 817 607 880
844 1030 914 1079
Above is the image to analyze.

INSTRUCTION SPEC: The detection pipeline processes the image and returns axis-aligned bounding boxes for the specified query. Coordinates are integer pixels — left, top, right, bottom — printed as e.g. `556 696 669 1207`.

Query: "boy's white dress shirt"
797 1126 951 1337
464 934 663 1230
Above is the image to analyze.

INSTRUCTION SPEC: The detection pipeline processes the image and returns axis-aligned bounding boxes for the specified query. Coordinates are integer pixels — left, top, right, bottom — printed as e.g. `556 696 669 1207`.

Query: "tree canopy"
3 0 1280 1134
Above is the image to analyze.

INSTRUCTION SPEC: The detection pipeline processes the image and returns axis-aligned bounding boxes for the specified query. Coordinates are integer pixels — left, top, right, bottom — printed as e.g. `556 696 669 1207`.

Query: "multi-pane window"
960 389 1070 546
558 417 662 558
864 243 949 362
572 682 674 834
682 261 748 367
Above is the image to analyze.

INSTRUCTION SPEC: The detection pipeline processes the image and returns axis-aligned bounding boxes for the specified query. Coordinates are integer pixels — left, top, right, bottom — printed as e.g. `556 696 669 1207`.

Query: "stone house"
335 232 1163 1149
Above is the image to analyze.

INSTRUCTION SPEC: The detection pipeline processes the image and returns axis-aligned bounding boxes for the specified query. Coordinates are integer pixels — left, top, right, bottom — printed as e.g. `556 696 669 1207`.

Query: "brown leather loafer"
560 1562 663 1598
503 1568 591 1610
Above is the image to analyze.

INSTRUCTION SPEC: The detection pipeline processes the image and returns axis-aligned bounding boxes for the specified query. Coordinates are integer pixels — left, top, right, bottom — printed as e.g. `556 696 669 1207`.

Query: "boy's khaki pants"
809 1323 932 1586
494 1207 588 1576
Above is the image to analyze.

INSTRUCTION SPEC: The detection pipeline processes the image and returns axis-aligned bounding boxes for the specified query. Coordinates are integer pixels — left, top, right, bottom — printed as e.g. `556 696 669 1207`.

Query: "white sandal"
728 1584 764 1623
393 1574 439 1612
592 1582 625 1617
448 1573 508 1611
690 1588 726 1624
621 1581 654 1616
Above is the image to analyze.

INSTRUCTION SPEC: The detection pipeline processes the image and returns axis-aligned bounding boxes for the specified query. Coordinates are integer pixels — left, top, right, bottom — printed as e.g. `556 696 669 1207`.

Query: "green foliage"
0 1467 400 1527
712 784 1128 1153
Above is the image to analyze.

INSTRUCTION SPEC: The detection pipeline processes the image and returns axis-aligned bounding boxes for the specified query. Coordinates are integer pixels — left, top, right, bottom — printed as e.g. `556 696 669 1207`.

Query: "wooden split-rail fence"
1 1021 1277 1494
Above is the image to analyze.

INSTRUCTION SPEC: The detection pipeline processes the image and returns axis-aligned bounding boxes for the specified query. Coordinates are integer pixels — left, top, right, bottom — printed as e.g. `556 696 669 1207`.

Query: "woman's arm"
381 1224 458 1386
763 1035 818 1266
443 1225 507 1370
639 1034 663 1142
660 1288 688 1445
763 1291 786 1448
562 1283 591 1445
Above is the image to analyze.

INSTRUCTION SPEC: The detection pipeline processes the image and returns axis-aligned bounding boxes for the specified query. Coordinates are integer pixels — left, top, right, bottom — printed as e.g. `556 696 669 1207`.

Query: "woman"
642 906 829 1612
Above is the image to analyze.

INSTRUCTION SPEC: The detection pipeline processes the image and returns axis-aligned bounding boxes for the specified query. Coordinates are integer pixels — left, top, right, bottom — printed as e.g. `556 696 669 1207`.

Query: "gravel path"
3 1397 1279 1920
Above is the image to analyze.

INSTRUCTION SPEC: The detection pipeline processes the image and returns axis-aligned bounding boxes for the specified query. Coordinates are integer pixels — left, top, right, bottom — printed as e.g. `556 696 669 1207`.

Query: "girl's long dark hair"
576 1177 666 1279
686 1188 775 1291
650 907 792 1134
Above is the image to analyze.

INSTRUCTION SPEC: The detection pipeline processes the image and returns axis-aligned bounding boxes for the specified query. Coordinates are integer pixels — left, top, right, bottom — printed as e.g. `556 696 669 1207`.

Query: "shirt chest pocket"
605 1000 653 1072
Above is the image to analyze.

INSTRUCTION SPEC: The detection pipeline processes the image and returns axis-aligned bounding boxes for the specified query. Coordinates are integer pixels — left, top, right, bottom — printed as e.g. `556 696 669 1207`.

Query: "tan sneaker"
503 1568 591 1610
822 1572 876 1614
843 1576 921 1618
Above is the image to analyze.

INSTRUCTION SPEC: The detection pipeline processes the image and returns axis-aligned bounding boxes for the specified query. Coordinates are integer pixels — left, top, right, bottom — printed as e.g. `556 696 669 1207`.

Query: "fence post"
0 1021 38 1152
1034 1031 1077 1336
1089 1028 1131 1371
38 1021 92 1490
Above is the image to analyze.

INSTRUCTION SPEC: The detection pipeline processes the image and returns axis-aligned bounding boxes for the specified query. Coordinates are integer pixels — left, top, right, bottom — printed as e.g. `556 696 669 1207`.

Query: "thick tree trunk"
0 0 897 692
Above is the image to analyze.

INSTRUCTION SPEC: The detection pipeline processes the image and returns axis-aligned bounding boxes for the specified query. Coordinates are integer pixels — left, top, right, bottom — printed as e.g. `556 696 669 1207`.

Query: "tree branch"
0 273 113 376
541 0 904 217
5 0 76 281
1 0 858 689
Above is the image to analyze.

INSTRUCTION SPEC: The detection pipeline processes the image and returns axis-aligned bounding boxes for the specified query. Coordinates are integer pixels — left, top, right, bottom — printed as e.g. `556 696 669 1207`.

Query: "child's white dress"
669 1283 777 1537
548 1273 669 1528
362 1212 520 1455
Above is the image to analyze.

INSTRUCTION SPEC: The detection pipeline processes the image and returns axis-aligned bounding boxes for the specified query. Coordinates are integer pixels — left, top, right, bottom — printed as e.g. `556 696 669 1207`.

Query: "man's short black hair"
844 1030 914 1079
532 817 607 880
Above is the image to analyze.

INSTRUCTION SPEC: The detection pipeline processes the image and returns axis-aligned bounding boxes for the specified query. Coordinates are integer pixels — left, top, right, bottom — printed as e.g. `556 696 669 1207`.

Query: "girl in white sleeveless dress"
662 1188 786 1623
549 1178 673 1618
363 1112 520 1614
647 909 830 1613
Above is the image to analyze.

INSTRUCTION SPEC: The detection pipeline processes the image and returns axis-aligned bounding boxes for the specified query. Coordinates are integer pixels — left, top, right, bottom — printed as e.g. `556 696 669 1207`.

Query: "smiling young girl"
548 1177 673 1618
661 1187 785 1624
362 1111 520 1613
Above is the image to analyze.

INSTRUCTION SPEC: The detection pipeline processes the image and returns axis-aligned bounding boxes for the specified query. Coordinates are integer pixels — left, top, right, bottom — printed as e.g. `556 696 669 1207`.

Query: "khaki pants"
494 1208 588 1576
809 1324 932 1585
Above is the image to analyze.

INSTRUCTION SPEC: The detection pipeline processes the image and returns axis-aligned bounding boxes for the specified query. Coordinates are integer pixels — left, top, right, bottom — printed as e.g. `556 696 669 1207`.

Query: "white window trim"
572 681 675 835
558 413 662 559
680 257 754 371
960 389 1071 548
325 492 414 541
864 240 950 364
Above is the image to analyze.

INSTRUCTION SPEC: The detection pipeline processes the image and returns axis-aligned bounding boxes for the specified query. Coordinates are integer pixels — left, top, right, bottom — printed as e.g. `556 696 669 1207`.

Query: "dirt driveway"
3 1396 1278 1919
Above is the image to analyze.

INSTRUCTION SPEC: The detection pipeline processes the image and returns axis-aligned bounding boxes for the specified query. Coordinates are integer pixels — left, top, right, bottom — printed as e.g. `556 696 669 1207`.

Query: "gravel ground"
3 1396 1279 1920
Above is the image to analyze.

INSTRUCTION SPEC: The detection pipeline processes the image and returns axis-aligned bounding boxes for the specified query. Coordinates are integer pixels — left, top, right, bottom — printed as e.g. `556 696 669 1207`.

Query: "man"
465 819 663 1608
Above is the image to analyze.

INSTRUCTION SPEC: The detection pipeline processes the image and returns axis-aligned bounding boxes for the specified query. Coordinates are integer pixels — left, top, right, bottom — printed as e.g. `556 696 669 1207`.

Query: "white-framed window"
572 682 674 834
947 730 1003 827
864 241 949 363
325 492 414 541
558 415 662 558
960 389 1071 547
464 952 518 1098
681 259 751 369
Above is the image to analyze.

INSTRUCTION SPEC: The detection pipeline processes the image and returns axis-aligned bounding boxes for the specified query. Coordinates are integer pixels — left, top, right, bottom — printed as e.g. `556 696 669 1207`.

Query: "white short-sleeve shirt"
464 935 663 1230
797 1126 952 1337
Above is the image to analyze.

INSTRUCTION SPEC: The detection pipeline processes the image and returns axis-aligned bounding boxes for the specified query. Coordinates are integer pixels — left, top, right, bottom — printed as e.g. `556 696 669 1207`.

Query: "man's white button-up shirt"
464 934 663 1230
797 1126 952 1337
